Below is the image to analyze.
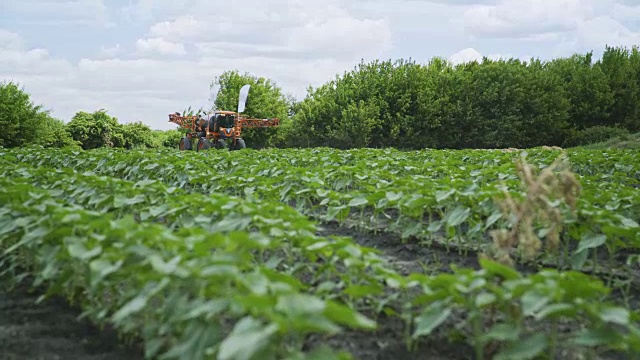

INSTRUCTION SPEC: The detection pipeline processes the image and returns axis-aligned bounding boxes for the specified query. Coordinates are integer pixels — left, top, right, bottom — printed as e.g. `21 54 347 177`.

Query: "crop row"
0 165 382 359
0 156 395 311
9 147 640 277
2 150 640 358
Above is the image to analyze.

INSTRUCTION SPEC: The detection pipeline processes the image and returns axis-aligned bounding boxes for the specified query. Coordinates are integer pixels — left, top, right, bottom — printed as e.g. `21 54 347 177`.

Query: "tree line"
0 81 183 150
2 45 639 151
277 45 640 149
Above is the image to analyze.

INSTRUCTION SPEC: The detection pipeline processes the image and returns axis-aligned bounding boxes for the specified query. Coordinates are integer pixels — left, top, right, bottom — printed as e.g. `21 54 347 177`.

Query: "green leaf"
286 345 353 360
275 294 326 316
479 258 520 280
475 292 497 307
571 249 589 270
493 333 547 360
181 299 229 320
483 323 520 342
485 210 502 229
112 295 148 323
348 196 368 207
324 301 376 330
218 317 279 360
599 306 630 325
149 255 181 275
412 302 451 338
67 242 102 260
114 194 146 208
576 233 606 253
344 284 383 298
621 217 639 228
435 189 455 202
534 303 575 320
89 259 123 279
385 191 403 201
521 292 549 316
572 327 625 347
446 206 470 227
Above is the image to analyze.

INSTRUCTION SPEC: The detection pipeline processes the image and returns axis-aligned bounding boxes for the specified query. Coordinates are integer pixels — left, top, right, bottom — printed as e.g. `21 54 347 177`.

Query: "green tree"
210 70 293 148
39 117 79 148
286 55 578 149
0 81 44 148
119 121 157 149
0 81 78 149
156 129 185 148
66 109 125 150
285 59 434 149
596 45 640 131
547 52 614 131
449 57 569 148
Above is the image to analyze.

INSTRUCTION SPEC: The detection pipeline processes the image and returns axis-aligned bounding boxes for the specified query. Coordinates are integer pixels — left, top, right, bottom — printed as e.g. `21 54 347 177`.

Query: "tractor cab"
208 111 237 139
207 111 236 131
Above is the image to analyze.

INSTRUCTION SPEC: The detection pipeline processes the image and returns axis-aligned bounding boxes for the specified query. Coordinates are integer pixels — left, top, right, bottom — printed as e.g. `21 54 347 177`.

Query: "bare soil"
0 281 143 360
316 220 481 275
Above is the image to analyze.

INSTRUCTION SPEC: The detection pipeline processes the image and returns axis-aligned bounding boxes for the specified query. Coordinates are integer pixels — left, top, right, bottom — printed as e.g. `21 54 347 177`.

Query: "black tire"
233 138 246 151
179 137 192 150
215 139 226 150
197 139 212 152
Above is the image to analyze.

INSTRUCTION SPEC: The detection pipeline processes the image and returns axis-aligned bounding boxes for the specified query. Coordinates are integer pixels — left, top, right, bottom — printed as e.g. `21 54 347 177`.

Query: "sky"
1 0 640 130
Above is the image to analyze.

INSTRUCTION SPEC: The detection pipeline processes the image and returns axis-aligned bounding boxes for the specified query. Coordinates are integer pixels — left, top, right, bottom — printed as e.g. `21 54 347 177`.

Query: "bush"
158 129 185 148
562 125 630 147
119 121 158 149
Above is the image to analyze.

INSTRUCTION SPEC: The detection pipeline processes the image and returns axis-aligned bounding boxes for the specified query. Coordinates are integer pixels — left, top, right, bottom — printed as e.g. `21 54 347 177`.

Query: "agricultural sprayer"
168 85 280 151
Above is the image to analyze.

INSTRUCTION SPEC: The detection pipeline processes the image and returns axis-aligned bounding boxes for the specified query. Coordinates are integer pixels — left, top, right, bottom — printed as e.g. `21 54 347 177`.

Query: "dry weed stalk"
488 152 581 266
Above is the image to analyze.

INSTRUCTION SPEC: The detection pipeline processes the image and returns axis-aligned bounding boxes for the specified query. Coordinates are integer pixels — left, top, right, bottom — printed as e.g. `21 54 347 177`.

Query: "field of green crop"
1 146 639 360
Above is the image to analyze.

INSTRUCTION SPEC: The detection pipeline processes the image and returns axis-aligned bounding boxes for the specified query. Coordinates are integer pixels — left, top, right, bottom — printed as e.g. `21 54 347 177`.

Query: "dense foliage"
0 82 173 150
0 81 77 148
2 146 639 359
66 110 166 150
283 46 640 149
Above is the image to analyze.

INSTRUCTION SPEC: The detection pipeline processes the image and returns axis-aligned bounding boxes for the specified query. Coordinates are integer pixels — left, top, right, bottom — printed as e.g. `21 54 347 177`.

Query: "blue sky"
1 0 639 130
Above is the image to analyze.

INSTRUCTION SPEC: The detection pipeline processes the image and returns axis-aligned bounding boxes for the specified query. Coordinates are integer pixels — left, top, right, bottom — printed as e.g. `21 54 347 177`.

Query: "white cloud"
449 47 531 65
286 17 391 60
460 0 640 58
0 31 72 78
98 44 123 59
575 16 640 49
450 47 483 64
148 15 204 39
611 3 640 22
4 0 112 26
0 30 24 50
120 0 190 22
463 0 592 38
144 0 391 60
135 38 186 56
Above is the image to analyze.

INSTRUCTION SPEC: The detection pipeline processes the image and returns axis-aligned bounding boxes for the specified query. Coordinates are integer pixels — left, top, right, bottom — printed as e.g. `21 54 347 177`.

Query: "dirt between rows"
0 281 143 360
312 220 636 360
315 220 481 275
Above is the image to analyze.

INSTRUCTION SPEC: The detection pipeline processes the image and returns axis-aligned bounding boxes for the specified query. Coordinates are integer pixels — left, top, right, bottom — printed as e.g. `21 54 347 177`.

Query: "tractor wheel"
179 137 192 150
233 138 246 151
197 139 211 152
215 139 226 149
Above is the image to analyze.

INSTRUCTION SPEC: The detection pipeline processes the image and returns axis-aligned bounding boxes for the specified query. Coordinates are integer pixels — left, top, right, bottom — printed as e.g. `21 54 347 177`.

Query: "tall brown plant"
488 152 581 266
